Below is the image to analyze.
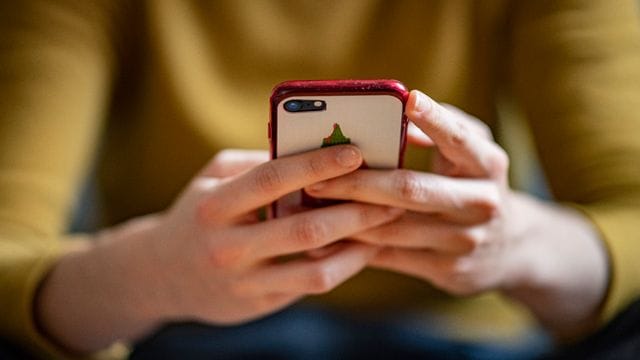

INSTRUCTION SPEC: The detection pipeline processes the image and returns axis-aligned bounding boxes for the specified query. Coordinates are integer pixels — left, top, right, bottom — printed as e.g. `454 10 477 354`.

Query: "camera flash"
314 101 323 107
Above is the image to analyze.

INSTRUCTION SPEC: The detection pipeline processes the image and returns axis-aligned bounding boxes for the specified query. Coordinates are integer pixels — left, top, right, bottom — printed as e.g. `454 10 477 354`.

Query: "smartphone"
269 79 409 217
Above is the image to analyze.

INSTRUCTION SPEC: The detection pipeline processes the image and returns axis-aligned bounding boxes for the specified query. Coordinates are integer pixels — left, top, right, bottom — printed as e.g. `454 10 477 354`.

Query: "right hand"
137 146 403 325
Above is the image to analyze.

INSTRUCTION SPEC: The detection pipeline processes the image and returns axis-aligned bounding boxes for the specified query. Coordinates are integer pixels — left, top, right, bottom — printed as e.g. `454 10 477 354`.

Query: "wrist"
500 193 609 340
34 215 168 353
95 214 171 329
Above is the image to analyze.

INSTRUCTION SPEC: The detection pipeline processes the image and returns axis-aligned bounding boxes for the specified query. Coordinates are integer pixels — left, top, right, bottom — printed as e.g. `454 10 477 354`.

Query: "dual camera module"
284 99 327 113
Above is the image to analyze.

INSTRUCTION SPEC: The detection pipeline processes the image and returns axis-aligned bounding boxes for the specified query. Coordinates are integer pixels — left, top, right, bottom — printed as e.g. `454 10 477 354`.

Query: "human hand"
305 90 513 295
140 147 403 325
35 146 405 353
304 91 608 338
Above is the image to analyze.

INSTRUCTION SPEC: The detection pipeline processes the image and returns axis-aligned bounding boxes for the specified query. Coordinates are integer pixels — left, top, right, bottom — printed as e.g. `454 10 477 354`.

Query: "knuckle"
455 229 480 253
449 122 468 147
305 156 328 178
394 170 425 203
445 261 481 296
345 171 364 193
457 226 492 253
191 177 220 194
190 178 227 225
253 163 284 194
370 224 402 245
353 204 377 227
291 217 327 247
196 197 220 225
451 258 472 277
455 110 493 141
472 188 502 221
477 122 494 140
488 146 510 176
211 149 232 168
208 243 245 268
308 265 337 293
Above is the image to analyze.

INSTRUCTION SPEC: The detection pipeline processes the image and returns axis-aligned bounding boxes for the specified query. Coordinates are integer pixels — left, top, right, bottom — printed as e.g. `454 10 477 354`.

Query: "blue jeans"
130 306 551 360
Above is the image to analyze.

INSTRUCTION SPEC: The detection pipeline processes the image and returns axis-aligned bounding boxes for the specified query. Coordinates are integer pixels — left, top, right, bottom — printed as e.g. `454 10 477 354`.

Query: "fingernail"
413 91 426 112
307 181 326 192
337 147 360 167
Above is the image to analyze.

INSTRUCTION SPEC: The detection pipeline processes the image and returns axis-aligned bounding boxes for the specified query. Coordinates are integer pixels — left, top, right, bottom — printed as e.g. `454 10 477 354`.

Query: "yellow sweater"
1 0 640 358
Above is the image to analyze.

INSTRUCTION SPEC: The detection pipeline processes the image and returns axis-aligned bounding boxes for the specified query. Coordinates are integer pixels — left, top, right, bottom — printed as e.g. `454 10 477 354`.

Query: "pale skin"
307 91 610 340
36 90 609 353
36 146 404 353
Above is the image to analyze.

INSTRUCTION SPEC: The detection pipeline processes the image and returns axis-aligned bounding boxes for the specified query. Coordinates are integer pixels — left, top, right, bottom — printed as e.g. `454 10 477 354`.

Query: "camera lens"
284 100 302 112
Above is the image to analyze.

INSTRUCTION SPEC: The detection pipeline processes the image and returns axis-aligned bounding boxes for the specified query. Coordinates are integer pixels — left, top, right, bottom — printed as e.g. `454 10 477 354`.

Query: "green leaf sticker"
321 123 351 148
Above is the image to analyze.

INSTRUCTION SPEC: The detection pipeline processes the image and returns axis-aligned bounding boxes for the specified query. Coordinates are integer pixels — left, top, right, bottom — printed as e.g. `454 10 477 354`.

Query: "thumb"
407 122 434 147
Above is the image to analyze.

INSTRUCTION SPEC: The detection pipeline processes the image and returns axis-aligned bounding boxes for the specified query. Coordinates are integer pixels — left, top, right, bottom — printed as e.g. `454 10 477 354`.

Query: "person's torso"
98 0 538 344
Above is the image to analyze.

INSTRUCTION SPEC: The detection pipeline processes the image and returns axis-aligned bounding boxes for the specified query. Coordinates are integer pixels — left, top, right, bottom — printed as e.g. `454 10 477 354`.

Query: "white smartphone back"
275 95 404 168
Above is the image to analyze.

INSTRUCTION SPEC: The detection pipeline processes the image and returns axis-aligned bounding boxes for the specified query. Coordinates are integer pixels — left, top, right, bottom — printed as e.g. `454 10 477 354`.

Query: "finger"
351 212 481 254
271 191 308 218
235 209 262 225
237 242 378 296
199 145 363 222
253 293 303 317
235 203 403 261
199 149 270 178
306 241 348 259
370 248 487 295
406 90 508 179
407 122 434 147
441 104 493 141
305 169 500 223
369 247 459 289
226 293 303 322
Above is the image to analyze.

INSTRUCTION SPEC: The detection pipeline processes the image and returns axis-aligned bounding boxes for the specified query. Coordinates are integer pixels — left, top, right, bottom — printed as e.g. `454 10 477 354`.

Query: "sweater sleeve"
0 1 121 357
509 0 640 323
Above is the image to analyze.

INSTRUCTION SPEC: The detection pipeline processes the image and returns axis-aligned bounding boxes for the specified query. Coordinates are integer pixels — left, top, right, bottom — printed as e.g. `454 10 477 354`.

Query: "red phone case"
269 79 409 217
